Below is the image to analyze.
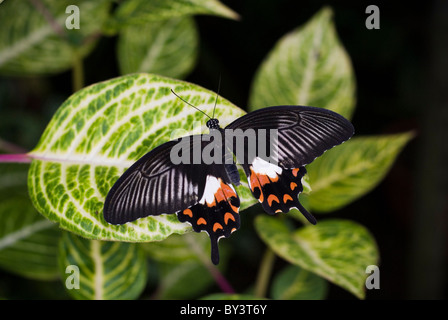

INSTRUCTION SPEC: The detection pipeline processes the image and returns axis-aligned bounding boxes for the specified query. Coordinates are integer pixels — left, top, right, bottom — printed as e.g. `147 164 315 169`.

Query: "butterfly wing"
177 163 240 265
103 134 240 265
225 105 354 168
225 106 354 223
104 138 203 224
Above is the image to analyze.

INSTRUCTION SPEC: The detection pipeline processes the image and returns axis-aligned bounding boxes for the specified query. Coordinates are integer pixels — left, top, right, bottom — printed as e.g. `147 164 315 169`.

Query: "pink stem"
207 266 235 294
0 153 32 163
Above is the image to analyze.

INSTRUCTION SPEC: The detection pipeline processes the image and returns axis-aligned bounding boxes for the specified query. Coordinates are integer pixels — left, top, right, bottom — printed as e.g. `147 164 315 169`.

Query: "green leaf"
112 0 239 29
142 233 217 299
307 132 414 212
58 231 147 300
271 265 328 300
249 7 355 120
143 232 226 299
255 216 379 299
117 17 198 78
143 232 232 299
0 0 111 75
157 260 214 299
0 163 60 280
27 73 249 242
142 232 210 263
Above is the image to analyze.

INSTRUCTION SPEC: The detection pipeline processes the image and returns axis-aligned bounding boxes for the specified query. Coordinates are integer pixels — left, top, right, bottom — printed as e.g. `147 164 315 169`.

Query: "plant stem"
184 233 235 294
254 247 275 298
28 0 67 40
207 263 235 294
72 49 84 92
0 153 31 163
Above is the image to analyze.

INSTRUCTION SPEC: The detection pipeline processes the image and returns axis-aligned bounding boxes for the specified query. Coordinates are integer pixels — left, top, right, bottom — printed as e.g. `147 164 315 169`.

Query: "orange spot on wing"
267 194 280 206
214 191 226 204
249 169 261 192
215 180 237 204
221 181 237 199
283 194 293 203
197 218 207 225
290 182 298 190
212 180 240 213
231 228 237 233
213 222 223 232
206 197 216 207
224 212 235 224
183 208 193 218
292 168 300 177
257 174 271 186
275 209 282 213
250 168 275 189
250 168 276 204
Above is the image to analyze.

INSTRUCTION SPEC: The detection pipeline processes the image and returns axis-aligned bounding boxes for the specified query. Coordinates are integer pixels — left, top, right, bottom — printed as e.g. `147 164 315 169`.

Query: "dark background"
190 0 447 299
1 0 447 299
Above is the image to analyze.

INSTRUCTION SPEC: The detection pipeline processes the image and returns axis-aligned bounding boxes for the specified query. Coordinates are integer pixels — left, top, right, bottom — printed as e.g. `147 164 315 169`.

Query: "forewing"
225 106 354 223
103 137 206 225
225 105 354 168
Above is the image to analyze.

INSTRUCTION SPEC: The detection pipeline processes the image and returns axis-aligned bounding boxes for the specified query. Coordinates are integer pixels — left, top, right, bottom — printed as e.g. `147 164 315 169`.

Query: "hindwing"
103 132 240 265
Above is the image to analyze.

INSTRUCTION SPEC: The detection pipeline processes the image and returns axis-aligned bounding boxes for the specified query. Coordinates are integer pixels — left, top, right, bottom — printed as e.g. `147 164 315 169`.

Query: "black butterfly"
103 96 354 265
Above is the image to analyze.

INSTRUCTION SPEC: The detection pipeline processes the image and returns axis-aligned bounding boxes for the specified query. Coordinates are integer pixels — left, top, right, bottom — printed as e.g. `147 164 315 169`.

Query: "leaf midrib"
296 19 324 105
0 7 69 67
0 25 52 66
91 240 104 300
0 219 54 250
137 20 176 72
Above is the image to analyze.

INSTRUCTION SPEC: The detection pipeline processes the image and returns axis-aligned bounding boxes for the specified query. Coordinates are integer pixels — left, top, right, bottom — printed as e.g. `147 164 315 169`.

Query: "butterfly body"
103 104 354 264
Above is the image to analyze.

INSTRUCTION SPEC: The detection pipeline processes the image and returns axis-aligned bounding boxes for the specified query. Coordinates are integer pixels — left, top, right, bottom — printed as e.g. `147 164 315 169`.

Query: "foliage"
0 0 412 300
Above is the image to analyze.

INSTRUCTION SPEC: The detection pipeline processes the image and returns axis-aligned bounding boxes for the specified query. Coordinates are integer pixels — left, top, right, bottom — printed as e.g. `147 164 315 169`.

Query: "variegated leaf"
271 265 328 300
27 73 248 242
307 132 414 212
0 163 60 280
58 232 146 300
117 17 198 78
0 0 110 75
112 0 239 29
255 216 379 299
249 7 355 120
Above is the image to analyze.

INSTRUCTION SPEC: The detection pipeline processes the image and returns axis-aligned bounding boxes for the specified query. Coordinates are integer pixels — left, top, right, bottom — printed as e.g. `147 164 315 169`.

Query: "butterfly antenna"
212 75 221 119
171 89 211 120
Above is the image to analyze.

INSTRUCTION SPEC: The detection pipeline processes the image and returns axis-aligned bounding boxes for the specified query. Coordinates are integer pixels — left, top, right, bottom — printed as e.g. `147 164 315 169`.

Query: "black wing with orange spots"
226 106 354 224
176 165 240 265
103 133 240 265
245 162 316 224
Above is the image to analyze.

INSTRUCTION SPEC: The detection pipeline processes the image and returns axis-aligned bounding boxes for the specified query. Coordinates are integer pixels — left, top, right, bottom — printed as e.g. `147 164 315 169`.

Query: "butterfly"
103 93 354 265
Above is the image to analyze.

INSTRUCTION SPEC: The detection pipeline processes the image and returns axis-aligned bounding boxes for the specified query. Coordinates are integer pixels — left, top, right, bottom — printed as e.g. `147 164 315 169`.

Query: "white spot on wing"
252 157 283 178
199 175 221 205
